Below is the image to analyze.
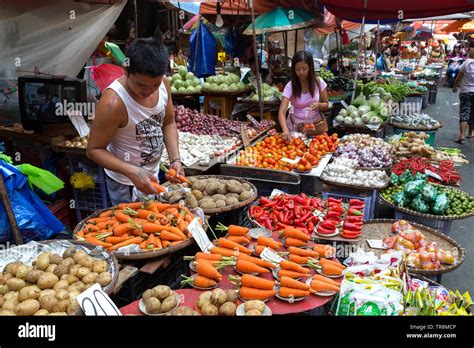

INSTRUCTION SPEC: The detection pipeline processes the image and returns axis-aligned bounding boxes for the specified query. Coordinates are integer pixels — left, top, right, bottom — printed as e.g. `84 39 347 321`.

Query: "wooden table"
203 91 250 119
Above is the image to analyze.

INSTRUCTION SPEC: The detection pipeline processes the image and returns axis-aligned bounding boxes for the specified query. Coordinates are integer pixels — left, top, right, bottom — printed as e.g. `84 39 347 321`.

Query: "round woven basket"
73 208 196 260
378 189 474 221
390 121 444 131
164 175 258 215
361 219 465 275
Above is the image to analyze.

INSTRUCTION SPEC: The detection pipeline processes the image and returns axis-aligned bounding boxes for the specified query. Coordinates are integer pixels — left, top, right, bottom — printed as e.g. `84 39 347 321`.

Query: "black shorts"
459 92 474 123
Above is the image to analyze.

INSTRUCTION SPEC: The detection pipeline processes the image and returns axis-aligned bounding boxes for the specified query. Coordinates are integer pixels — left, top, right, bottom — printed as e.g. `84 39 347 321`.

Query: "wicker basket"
361 219 465 275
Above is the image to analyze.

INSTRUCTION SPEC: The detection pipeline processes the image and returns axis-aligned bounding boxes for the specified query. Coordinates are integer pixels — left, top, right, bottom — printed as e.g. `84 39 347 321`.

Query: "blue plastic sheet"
0 160 64 243
189 21 217 78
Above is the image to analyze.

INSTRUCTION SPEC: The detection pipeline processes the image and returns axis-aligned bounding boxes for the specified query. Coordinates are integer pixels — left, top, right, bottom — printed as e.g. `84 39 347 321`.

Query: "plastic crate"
322 191 374 220
394 211 452 235
72 181 111 212
67 154 106 184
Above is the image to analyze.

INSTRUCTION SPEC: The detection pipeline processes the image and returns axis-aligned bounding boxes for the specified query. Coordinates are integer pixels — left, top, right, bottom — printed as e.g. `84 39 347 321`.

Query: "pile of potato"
242 300 268 316
141 285 181 315
164 177 254 210
0 247 112 316
59 135 88 149
391 132 435 161
196 288 238 316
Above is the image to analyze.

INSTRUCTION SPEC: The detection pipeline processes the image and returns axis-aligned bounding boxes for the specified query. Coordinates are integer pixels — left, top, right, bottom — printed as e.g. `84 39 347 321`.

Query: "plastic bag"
393 191 411 207
421 184 438 203
414 172 428 183
400 170 413 184
410 194 430 213
432 192 449 215
390 173 400 186
403 180 425 198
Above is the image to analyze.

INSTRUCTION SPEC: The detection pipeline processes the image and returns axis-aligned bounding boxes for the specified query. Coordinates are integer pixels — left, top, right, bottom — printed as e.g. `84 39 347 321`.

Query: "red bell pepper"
347 208 363 216
259 196 273 205
321 220 337 231
294 211 313 225
350 204 365 211
317 225 336 235
274 210 284 222
345 215 364 223
343 222 362 232
328 205 344 213
341 231 361 239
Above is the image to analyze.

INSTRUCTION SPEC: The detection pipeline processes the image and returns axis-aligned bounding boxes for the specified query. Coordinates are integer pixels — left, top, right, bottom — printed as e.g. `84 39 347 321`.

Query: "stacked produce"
193 288 239 316
162 177 254 211
169 66 202 94
56 135 89 149
335 142 392 169
327 76 353 101
318 68 334 81
382 220 457 271
320 157 390 188
391 157 461 186
140 285 182 315
334 94 390 128
390 112 441 129
357 80 407 102
202 73 248 93
390 132 435 161
0 246 112 316
246 83 282 102
75 200 198 252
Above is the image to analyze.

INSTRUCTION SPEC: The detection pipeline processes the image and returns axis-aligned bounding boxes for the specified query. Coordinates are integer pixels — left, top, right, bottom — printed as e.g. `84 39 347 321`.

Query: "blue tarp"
0 160 64 243
189 21 217 78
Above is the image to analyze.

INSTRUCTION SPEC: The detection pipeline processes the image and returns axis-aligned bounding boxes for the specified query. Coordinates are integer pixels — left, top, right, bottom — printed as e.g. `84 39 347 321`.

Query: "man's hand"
166 160 185 183
128 166 157 195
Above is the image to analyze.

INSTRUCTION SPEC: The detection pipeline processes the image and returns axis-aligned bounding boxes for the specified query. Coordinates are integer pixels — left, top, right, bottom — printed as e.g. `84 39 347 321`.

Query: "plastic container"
322 191 374 220
67 154 106 184
394 211 452 235
428 90 437 104
392 127 437 146
421 92 429 109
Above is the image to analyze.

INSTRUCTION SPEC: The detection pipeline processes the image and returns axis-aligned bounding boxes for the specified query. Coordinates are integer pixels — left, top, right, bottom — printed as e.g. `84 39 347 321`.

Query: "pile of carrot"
313 244 336 258
280 226 310 247
277 260 311 279
310 275 341 293
278 276 311 298
229 274 276 300
316 258 346 277
216 224 251 245
75 201 200 252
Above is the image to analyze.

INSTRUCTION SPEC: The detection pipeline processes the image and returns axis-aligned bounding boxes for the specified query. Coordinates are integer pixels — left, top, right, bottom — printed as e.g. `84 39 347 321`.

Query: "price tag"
66 110 90 138
280 157 299 164
270 188 285 198
76 284 122 316
260 247 284 264
234 57 240 67
310 154 333 177
246 114 260 128
241 124 250 148
366 239 388 250
425 169 442 181
340 100 350 109
180 152 196 167
188 218 213 252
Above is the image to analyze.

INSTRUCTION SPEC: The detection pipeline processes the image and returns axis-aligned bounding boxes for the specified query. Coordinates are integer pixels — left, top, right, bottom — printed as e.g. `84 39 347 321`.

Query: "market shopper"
278 50 329 139
452 41 474 144
87 31 183 204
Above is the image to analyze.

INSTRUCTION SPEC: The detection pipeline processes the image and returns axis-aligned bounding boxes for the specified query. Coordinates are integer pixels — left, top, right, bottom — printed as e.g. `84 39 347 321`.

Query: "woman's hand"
282 131 292 141
309 102 320 110
128 166 158 195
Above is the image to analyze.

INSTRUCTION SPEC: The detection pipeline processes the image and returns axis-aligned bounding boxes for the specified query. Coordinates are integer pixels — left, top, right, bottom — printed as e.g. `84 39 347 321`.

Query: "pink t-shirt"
283 78 327 120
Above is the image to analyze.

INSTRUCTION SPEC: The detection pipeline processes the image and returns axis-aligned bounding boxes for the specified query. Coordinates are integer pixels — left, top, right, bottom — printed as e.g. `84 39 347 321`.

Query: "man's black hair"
126 29 169 77
328 57 337 67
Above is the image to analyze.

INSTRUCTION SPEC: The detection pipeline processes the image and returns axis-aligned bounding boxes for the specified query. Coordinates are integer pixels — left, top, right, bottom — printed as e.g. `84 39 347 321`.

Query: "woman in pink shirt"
278 50 329 140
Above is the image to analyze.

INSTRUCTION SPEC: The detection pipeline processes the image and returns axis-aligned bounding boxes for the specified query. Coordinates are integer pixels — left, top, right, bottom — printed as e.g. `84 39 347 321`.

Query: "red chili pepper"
311 215 320 224
327 197 342 204
286 200 295 210
274 210 284 222
350 199 365 206
295 211 313 224
321 220 337 230
326 211 343 219
347 208 363 216
294 196 306 206
343 222 362 232
345 215 364 222
328 206 344 213
311 197 321 208
259 197 272 205
307 221 314 232
317 225 336 235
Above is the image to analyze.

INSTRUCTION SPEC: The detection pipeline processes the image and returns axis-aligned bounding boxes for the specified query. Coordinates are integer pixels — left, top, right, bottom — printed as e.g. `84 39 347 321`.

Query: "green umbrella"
243 7 318 35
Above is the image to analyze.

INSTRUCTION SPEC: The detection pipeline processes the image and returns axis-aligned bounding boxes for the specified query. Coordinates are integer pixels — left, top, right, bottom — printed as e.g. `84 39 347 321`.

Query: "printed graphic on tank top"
136 112 165 166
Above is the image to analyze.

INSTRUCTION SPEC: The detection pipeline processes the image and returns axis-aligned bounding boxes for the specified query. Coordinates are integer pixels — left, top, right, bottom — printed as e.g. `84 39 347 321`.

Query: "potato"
215 200 226 208
212 194 226 202
0 274 7 285
3 273 13 281
173 306 195 316
66 297 82 315
49 312 67 316
59 258 75 268
0 310 14 316
55 289 69 301
37 273 59 290
210 288 227 306
205 182 218 195
69 264 81 277
239 191 253 202
219 302 236 316
15 299 40 316
39 289 56 300
53 280 69 291
7 277 26 291
25 270 44 284
62 247 77 259
76 267 90 280
46 264 57 273
3 261 22 276
225 193 240 200
34 309 49 316
2 299 19 312
67 282 84 293
153 285 171 300
169 191 184 203
192 180 207 192
92 260 108 274
200 201 216 209
244 300 266 313
200 302 218 316
242 183 251 192
226 180 243 194
225 197 239 206
4 291 19 302
245 309 262 316
225 289 238 303
64 275 79 285
0 284 9 295
35 253 51 271
15 264 32 280
52 299 69 313
191 190 203 201
185 193 198 209
73 250 88 264
197 292 212 309
161 295 178 313
82 272 98 284
145 297 161 314
216 183 227 195
97 272 112 287
162 192 172 201
83 283 94 291
78 256 94 269
50 254 63 265
53 265 69 280
18 285 41 302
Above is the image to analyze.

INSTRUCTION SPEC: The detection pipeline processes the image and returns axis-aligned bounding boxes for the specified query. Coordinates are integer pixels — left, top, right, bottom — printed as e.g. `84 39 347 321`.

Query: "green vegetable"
393 191 410 207
421 185 438 203
403 180 425 198
432 192 449 215
411 194 430 213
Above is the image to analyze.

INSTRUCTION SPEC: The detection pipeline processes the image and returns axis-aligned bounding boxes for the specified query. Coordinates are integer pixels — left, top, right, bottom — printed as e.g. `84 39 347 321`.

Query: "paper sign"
188 218 213 252
425 169 442 181
67 110 90 138
366 239 388 250
76 284 122 316
246 114 260 128
310 154 333 177
270 188 285 198
241 124 250 148
180 152 196 167
340 100 350 109
260 247 284 264
281 157 299 164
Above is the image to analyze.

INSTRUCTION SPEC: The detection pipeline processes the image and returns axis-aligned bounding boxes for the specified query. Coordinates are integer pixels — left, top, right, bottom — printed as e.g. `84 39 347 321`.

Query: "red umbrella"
318 0 474 21
90 63 124 92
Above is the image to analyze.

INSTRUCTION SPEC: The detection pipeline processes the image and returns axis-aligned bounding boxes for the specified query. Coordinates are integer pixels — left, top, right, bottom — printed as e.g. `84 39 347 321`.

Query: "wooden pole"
249 0 264 120
352 0 366 101
0 174 23 245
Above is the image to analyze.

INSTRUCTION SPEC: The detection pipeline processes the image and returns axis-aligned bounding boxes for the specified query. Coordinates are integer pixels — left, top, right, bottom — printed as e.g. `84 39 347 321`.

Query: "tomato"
296 164 305 171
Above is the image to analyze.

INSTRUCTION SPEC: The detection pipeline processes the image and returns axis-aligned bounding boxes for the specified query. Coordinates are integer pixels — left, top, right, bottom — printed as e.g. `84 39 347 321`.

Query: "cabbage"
185 80 194 88
347 105 358 114
215 75 224 85
237 81 246 90
379 106 389 119
368 98 381 110
172 73 181 81
168 77 173 85
339 109 348 117
187 86 196 93
178 66 188 78
358 105 371 114
335 115 345 123
344 117 354 125
251 93 259 101
354 117 363 126
228 73 240 84
210 83 219 91
178 86 186 93
228 83 239 92
185 72 195 80
361 112 375 123
220 84 229 90
207 76 216 84
202 82 211 91
223 75 233 85
171 86 177 94
174 80 185 89
352 94 366 107
350 110 360 118
195 85 202 92
369 116 383 125
191 79 200 87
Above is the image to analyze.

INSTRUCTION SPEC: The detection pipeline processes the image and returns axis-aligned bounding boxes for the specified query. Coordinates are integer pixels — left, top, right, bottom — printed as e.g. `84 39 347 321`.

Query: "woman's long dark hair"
291 50 319 99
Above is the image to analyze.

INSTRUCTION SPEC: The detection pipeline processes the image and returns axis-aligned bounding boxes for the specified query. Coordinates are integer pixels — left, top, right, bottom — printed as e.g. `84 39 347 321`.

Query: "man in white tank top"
87 33 183 205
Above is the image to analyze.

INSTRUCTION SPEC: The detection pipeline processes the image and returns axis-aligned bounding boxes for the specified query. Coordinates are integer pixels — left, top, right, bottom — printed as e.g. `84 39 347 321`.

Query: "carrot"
99 210 113 218
194 252 224 261
284 237 308 247
256 236 282 250
228 225 249 236
95 220 116 230
85 224 100 232
289 254 309 265
155 236 163 249
321 263 344 276
169 227 187 241
114 211 134 224
178 219 188 232
311 274 341 287
162 240 171 248
151 182 166 193
159 231 182 241
184 213 193 223
105 234 129 244
170 241 183 246
235 259 269 274
86 217 113 224
147 233 157 247
278 269 310 279
195 260 222 281
310 280 340 293
282 226 311 242
288 247 320 258
155 203 171 213
319 258 346 270
75 230 85 238
136 209 156 222
226 235 250 245
85 235 113 248
238 254 275 269
280 260 310 274
140 223 172 233
193 275 217 288
118 202 144 210
210 247 239 257
254 244 266 255
166 167 177 178
278 286 310 298
140 240 148 250
313 244 336 258
240 274 275 290
217 238 252 254
279 276 310 290
239 287 275 300
112 223 135 237
144 201 159 214
108 236 143 251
